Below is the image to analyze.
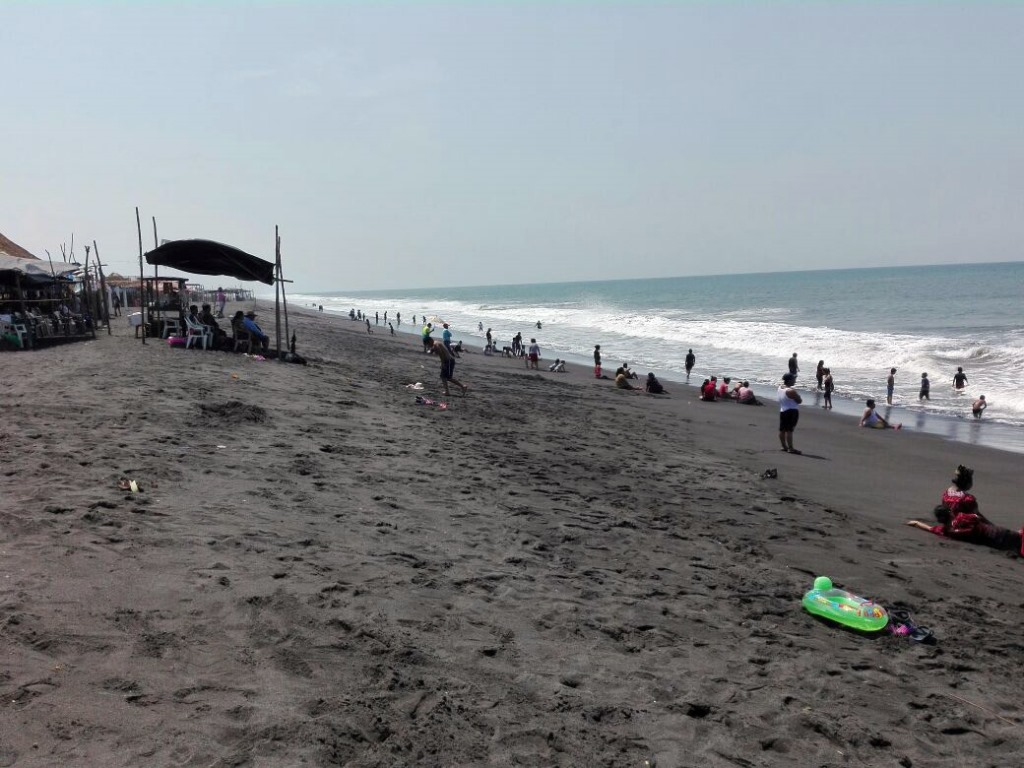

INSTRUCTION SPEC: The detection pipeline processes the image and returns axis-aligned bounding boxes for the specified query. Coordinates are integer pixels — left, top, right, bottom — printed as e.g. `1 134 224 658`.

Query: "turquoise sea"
293 262 1024 454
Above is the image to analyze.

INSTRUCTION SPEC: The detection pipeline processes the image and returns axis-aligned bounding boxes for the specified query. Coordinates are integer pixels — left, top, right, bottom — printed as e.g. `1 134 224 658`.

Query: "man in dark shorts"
777 372 802 454
685 349 695 378
427 338 468 398
788 353 799 379
953 367 968 390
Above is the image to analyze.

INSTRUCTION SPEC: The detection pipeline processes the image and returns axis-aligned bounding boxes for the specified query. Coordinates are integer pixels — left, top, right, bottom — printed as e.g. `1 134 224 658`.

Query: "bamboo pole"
94 240 112 335
14 271 31 350
274 225 282 359
136 207 146 345
82 245 97 339
278 231 291 354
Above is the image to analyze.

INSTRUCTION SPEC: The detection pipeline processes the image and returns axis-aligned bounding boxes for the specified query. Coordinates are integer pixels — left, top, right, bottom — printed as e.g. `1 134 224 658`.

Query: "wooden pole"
278 231 291 353
14 271 31 349
94 240 112 335
274 225 282 359
136 207 146 345
82 246 92 338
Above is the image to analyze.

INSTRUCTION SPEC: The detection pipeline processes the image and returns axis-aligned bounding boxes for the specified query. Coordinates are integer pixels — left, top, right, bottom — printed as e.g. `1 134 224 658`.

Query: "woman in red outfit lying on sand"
906 465 1024 555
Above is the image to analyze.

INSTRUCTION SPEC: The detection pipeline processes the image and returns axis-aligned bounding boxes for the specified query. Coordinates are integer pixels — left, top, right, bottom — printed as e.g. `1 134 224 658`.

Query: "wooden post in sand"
136 207 146 345
274 225 281 359
82 246 97 339
94 240 112 336
278 232 291 354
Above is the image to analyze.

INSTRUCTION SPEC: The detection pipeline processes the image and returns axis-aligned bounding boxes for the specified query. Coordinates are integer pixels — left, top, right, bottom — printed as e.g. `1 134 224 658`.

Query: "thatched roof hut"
0 231 40 261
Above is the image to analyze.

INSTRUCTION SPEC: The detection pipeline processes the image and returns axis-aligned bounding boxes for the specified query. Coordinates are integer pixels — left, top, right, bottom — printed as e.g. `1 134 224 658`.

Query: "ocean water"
292 262 1024 453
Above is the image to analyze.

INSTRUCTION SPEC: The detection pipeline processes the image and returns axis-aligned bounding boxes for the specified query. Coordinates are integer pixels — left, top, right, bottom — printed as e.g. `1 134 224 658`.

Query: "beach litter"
415 396 448 410
405 382 424 390
117 479 141 493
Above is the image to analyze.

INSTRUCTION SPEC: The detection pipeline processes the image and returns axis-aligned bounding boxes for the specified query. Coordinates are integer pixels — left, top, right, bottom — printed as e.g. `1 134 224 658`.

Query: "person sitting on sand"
615 370 638 390
737 381 761 405
906 465 1024 555
700 378 717 401
242 310 270 352
860 399 901 430
645 372 667 394
548 358 562 372
973 395 987 419
717 377 732 400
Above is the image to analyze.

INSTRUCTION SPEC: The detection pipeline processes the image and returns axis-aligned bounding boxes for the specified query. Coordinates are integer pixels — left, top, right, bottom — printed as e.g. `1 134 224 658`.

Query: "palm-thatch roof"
0 231 39 260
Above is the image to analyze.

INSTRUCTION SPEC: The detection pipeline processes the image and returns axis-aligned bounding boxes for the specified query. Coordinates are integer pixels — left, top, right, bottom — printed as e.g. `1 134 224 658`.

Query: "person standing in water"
919 373 931 400
973 395 987 419
594 345 603 378
685 349 696 379
886 367 897 405
822 368 834 410
788 353 800 380
953 367 968 390
815 360 825 390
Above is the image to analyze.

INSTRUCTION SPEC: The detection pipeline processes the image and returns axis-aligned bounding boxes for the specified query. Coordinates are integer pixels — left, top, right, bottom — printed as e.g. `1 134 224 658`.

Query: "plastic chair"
163 317 182 339
231 321 253 353
184 317 211 350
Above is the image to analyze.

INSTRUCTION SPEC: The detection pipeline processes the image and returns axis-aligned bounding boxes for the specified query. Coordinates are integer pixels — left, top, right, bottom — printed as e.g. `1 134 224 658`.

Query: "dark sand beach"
2 306 1023 767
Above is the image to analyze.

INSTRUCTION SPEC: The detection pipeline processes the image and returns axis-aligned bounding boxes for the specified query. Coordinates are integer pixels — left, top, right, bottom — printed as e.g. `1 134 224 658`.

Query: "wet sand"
1 304 1022 767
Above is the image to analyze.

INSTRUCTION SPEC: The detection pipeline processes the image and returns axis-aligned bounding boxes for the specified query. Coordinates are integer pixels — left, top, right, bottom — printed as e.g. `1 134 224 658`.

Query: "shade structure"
145 239 274 285
0 253 78 284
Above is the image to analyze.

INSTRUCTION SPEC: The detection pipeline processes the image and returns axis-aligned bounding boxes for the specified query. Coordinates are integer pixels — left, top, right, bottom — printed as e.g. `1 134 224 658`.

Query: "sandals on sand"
887 608 935 643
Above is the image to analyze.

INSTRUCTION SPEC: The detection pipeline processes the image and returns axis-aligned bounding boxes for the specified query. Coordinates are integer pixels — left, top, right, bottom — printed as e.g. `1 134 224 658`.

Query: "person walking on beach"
822 368 834 410
886 367 897 405
215 287 226 318
685 349 695 379
778 372 802 454
442 323 453 352
421 322 434 352
860 399 901 430
427 338 469 398
816 360 825 390
919 373 931 400
973 395 987 419
594 345 603 378
485 327 493 355
375 311 379 326
788 353 800 380
365 318 372 334
953 367 968 391
389 322 395 336
396 311 401 326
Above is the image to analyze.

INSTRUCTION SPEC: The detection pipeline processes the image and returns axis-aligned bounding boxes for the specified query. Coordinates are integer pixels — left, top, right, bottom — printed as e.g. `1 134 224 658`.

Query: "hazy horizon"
4 2 1022 293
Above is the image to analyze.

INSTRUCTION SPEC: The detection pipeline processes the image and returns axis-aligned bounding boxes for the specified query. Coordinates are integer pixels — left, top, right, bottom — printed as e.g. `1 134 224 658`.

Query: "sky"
3 1 1022 292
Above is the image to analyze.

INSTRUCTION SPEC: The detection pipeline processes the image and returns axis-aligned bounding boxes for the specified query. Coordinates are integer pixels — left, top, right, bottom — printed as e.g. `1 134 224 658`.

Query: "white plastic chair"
163 317 182 339
184 317 211 349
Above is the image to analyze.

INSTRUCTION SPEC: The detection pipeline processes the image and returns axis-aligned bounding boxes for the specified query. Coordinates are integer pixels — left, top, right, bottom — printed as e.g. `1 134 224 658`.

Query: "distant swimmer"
953 366 968 391
478 322 483 332
536 321 542 330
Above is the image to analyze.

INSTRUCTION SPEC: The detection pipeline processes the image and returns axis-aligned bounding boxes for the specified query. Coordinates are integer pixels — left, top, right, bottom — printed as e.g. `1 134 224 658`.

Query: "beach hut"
1 232 86 349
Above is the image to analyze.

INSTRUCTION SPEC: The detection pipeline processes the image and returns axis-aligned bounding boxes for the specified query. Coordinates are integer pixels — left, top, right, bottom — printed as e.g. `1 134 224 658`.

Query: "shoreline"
2 302 1023 766
348 313 1024 457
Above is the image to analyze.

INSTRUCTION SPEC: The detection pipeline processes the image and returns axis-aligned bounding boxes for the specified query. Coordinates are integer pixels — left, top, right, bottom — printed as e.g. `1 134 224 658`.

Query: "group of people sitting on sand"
699 376 762 405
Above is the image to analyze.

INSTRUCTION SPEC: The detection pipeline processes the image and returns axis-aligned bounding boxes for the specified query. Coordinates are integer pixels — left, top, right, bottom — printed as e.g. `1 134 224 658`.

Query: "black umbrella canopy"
145 239 274 285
